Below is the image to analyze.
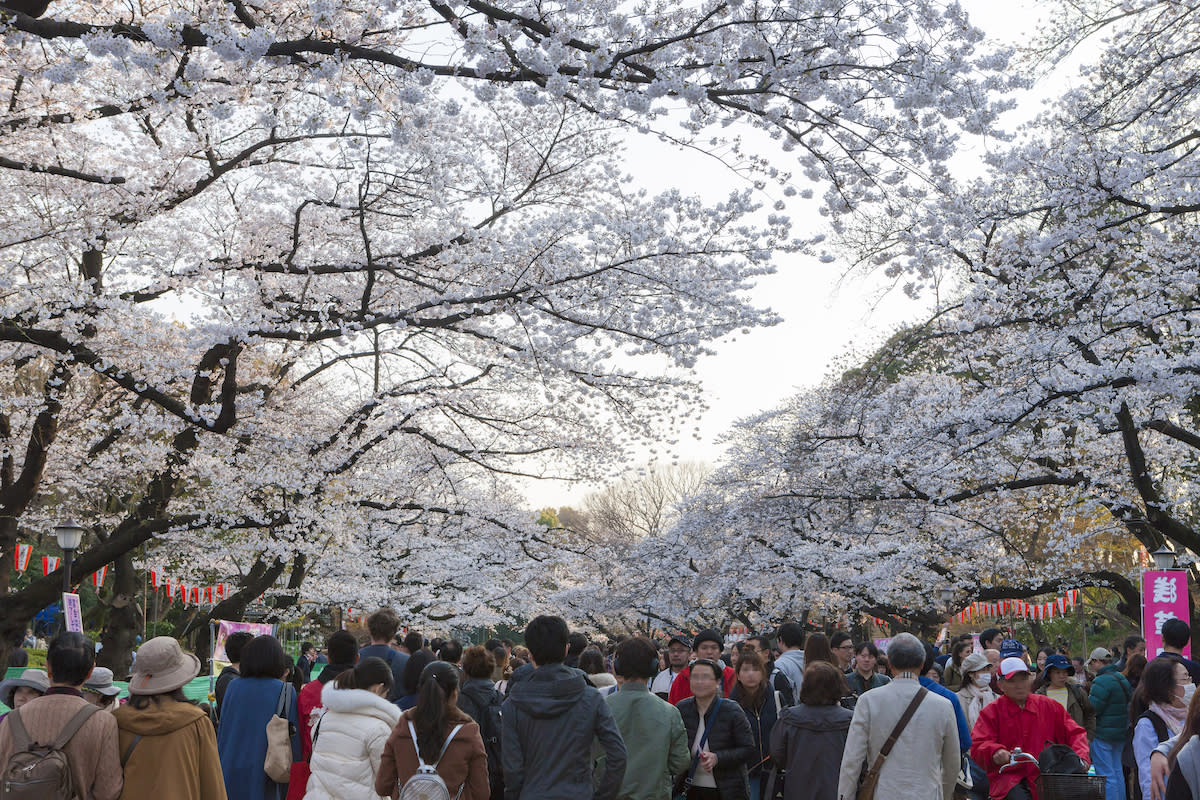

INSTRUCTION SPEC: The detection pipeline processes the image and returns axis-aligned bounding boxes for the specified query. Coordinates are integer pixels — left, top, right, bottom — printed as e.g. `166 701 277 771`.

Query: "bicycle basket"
1038 772 1106 800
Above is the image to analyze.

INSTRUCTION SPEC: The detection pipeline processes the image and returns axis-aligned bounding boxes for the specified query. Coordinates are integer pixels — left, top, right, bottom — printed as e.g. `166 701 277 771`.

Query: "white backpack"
398 720 465 800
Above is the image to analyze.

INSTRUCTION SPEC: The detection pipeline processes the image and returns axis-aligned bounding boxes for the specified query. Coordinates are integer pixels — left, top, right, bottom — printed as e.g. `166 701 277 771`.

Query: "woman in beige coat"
114 636 227 800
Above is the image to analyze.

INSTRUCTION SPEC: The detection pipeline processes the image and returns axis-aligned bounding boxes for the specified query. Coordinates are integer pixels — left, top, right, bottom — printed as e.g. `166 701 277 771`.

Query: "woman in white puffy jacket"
305 656 401 800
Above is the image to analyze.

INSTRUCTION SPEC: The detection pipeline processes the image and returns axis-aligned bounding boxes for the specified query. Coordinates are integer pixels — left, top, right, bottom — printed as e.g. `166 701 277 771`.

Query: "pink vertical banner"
1143 570 1190 658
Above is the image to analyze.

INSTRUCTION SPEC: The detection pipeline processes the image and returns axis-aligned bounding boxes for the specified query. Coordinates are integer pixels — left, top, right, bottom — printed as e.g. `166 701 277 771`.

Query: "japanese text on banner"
1143 570 1190 658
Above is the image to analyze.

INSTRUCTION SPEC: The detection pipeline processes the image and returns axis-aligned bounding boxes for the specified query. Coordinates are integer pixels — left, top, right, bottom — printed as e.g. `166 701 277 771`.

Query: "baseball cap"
999 657 1030 679
1041 654 1075 680
1088 647 1112 662
999 639 1025 659
667 634 691 649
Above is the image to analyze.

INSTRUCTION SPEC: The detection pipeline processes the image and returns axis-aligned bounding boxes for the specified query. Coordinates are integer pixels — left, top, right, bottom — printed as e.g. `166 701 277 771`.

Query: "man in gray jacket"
502 615 627 800
772 621 807 705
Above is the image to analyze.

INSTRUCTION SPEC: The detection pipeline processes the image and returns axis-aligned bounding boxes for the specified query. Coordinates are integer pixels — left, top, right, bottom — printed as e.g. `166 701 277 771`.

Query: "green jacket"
1089 664 1133 743
605 682 690 800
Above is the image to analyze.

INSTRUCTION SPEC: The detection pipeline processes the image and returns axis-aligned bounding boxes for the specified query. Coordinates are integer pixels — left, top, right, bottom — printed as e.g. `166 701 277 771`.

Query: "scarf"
1151 701 1188 736
961 684 995 728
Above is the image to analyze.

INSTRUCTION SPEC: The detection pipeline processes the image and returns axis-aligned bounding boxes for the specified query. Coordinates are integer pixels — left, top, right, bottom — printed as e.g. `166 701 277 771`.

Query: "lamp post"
1152 545 1178 571
53 520 84 594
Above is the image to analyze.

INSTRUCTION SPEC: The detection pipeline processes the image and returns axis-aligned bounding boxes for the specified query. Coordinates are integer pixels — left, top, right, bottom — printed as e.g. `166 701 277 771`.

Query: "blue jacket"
217 677 300 800
920 676 971 751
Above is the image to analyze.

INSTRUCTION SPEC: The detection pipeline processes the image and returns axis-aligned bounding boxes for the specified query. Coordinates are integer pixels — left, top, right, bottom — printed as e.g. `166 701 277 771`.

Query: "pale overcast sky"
523 0 1050 509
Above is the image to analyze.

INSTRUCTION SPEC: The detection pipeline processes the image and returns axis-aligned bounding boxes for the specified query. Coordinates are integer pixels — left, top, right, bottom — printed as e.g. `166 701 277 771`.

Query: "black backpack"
1124 710 1169 800
462 685 504 795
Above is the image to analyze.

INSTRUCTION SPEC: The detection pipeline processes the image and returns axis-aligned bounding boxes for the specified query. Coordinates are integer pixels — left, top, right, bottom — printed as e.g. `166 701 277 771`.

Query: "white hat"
999 657 1030 679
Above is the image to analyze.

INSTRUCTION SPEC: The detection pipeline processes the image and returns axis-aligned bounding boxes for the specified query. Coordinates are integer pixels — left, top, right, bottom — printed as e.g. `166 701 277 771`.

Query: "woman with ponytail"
305 657 402 800
375 660 489 799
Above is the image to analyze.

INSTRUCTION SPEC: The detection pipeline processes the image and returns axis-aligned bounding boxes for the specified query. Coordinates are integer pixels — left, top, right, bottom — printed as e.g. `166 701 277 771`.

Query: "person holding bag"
218 635 301 800
676 659 755 800
836 633 960 800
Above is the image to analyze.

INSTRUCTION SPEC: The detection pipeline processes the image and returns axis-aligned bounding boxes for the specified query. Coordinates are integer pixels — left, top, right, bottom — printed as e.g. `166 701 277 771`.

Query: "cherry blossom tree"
609 0 1200 633
0 0 1012 660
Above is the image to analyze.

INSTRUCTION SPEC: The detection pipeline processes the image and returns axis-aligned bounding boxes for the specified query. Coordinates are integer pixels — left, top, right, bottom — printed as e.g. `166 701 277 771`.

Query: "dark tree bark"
97 550 139 678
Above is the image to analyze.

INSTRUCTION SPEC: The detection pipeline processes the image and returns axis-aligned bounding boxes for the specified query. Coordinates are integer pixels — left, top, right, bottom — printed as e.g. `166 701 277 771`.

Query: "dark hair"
1037 645 1056 661
856 642 880 659
240 635 290 679
225 631 255 664
300 641 314 655
950 640 970 664
1123 634 1146 654
734 650 767 710
1163 619 1191 650
325 630 358 665
579 649 606 675
127 688 193 710
462 645 495 679
438 639 463 664
403 632 424 653
430 637 446 654
501 639 513 649
690 658 724 684
484 638 502 652
47 632 94 686
830 632 852 650
525 615 570 665
777 622 805 649
492 646 509 672
799 661 849 706
413 661 461 764
1123 653 1148 684
804 634 834 666
980 628 1002 648
1133 658 1183 720
923 642 938 675
614 637 659 680
335 656 393 694
567 632 589 656
747 636 770 653
367 608 401 642
402 649 437 696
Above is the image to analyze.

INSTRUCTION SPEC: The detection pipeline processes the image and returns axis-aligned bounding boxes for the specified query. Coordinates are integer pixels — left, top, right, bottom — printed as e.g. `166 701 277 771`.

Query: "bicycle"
999 747 1106 800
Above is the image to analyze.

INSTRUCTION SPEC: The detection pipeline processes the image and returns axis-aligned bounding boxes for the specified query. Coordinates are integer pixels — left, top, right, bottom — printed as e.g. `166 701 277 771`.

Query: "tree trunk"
97 551 139 678
186 557 288 662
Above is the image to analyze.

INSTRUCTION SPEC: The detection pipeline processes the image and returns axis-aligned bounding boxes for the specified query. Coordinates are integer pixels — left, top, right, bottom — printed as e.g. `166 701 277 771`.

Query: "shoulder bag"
672 697 723 800
265 683 295 783
857 687 928 800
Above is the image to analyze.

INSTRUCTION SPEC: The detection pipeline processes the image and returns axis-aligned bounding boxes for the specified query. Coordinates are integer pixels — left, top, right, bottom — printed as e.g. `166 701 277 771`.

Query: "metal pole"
61 549 73 595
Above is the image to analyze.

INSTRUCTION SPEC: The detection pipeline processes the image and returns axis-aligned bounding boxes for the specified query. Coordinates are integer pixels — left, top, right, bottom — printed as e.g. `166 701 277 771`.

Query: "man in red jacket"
667 628 736 704
971 657 1090 800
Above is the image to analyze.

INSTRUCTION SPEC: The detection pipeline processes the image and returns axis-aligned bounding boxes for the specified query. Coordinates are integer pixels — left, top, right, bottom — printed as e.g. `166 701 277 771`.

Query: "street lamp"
939 586 955 610
53 520 84 594
1151 545 1177 571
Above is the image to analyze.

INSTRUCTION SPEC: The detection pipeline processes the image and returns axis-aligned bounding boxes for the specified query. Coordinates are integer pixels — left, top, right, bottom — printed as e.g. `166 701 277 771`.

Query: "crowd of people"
3 610 1200 800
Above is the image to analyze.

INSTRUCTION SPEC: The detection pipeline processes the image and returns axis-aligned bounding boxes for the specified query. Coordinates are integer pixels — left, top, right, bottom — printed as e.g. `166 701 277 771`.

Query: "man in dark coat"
501 615 626 800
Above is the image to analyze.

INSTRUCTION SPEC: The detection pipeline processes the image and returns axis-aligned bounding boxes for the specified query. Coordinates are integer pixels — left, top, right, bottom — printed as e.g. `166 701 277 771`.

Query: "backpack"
1 704 99 800
770 667 797 707
463 685 504 794
399 720 465 800
1124 709 1170 800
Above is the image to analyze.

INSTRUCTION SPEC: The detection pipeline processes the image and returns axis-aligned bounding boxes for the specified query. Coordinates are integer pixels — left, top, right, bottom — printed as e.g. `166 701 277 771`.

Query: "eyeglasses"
835 644 854 651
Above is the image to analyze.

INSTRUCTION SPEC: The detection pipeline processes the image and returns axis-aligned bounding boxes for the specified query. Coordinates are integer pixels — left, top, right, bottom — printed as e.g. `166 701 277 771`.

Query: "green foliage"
534 508 561 529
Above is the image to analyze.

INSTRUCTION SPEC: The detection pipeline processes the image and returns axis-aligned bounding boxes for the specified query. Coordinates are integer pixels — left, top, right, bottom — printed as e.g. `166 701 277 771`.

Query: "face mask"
973 674 991 688
1184 683 1196 705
